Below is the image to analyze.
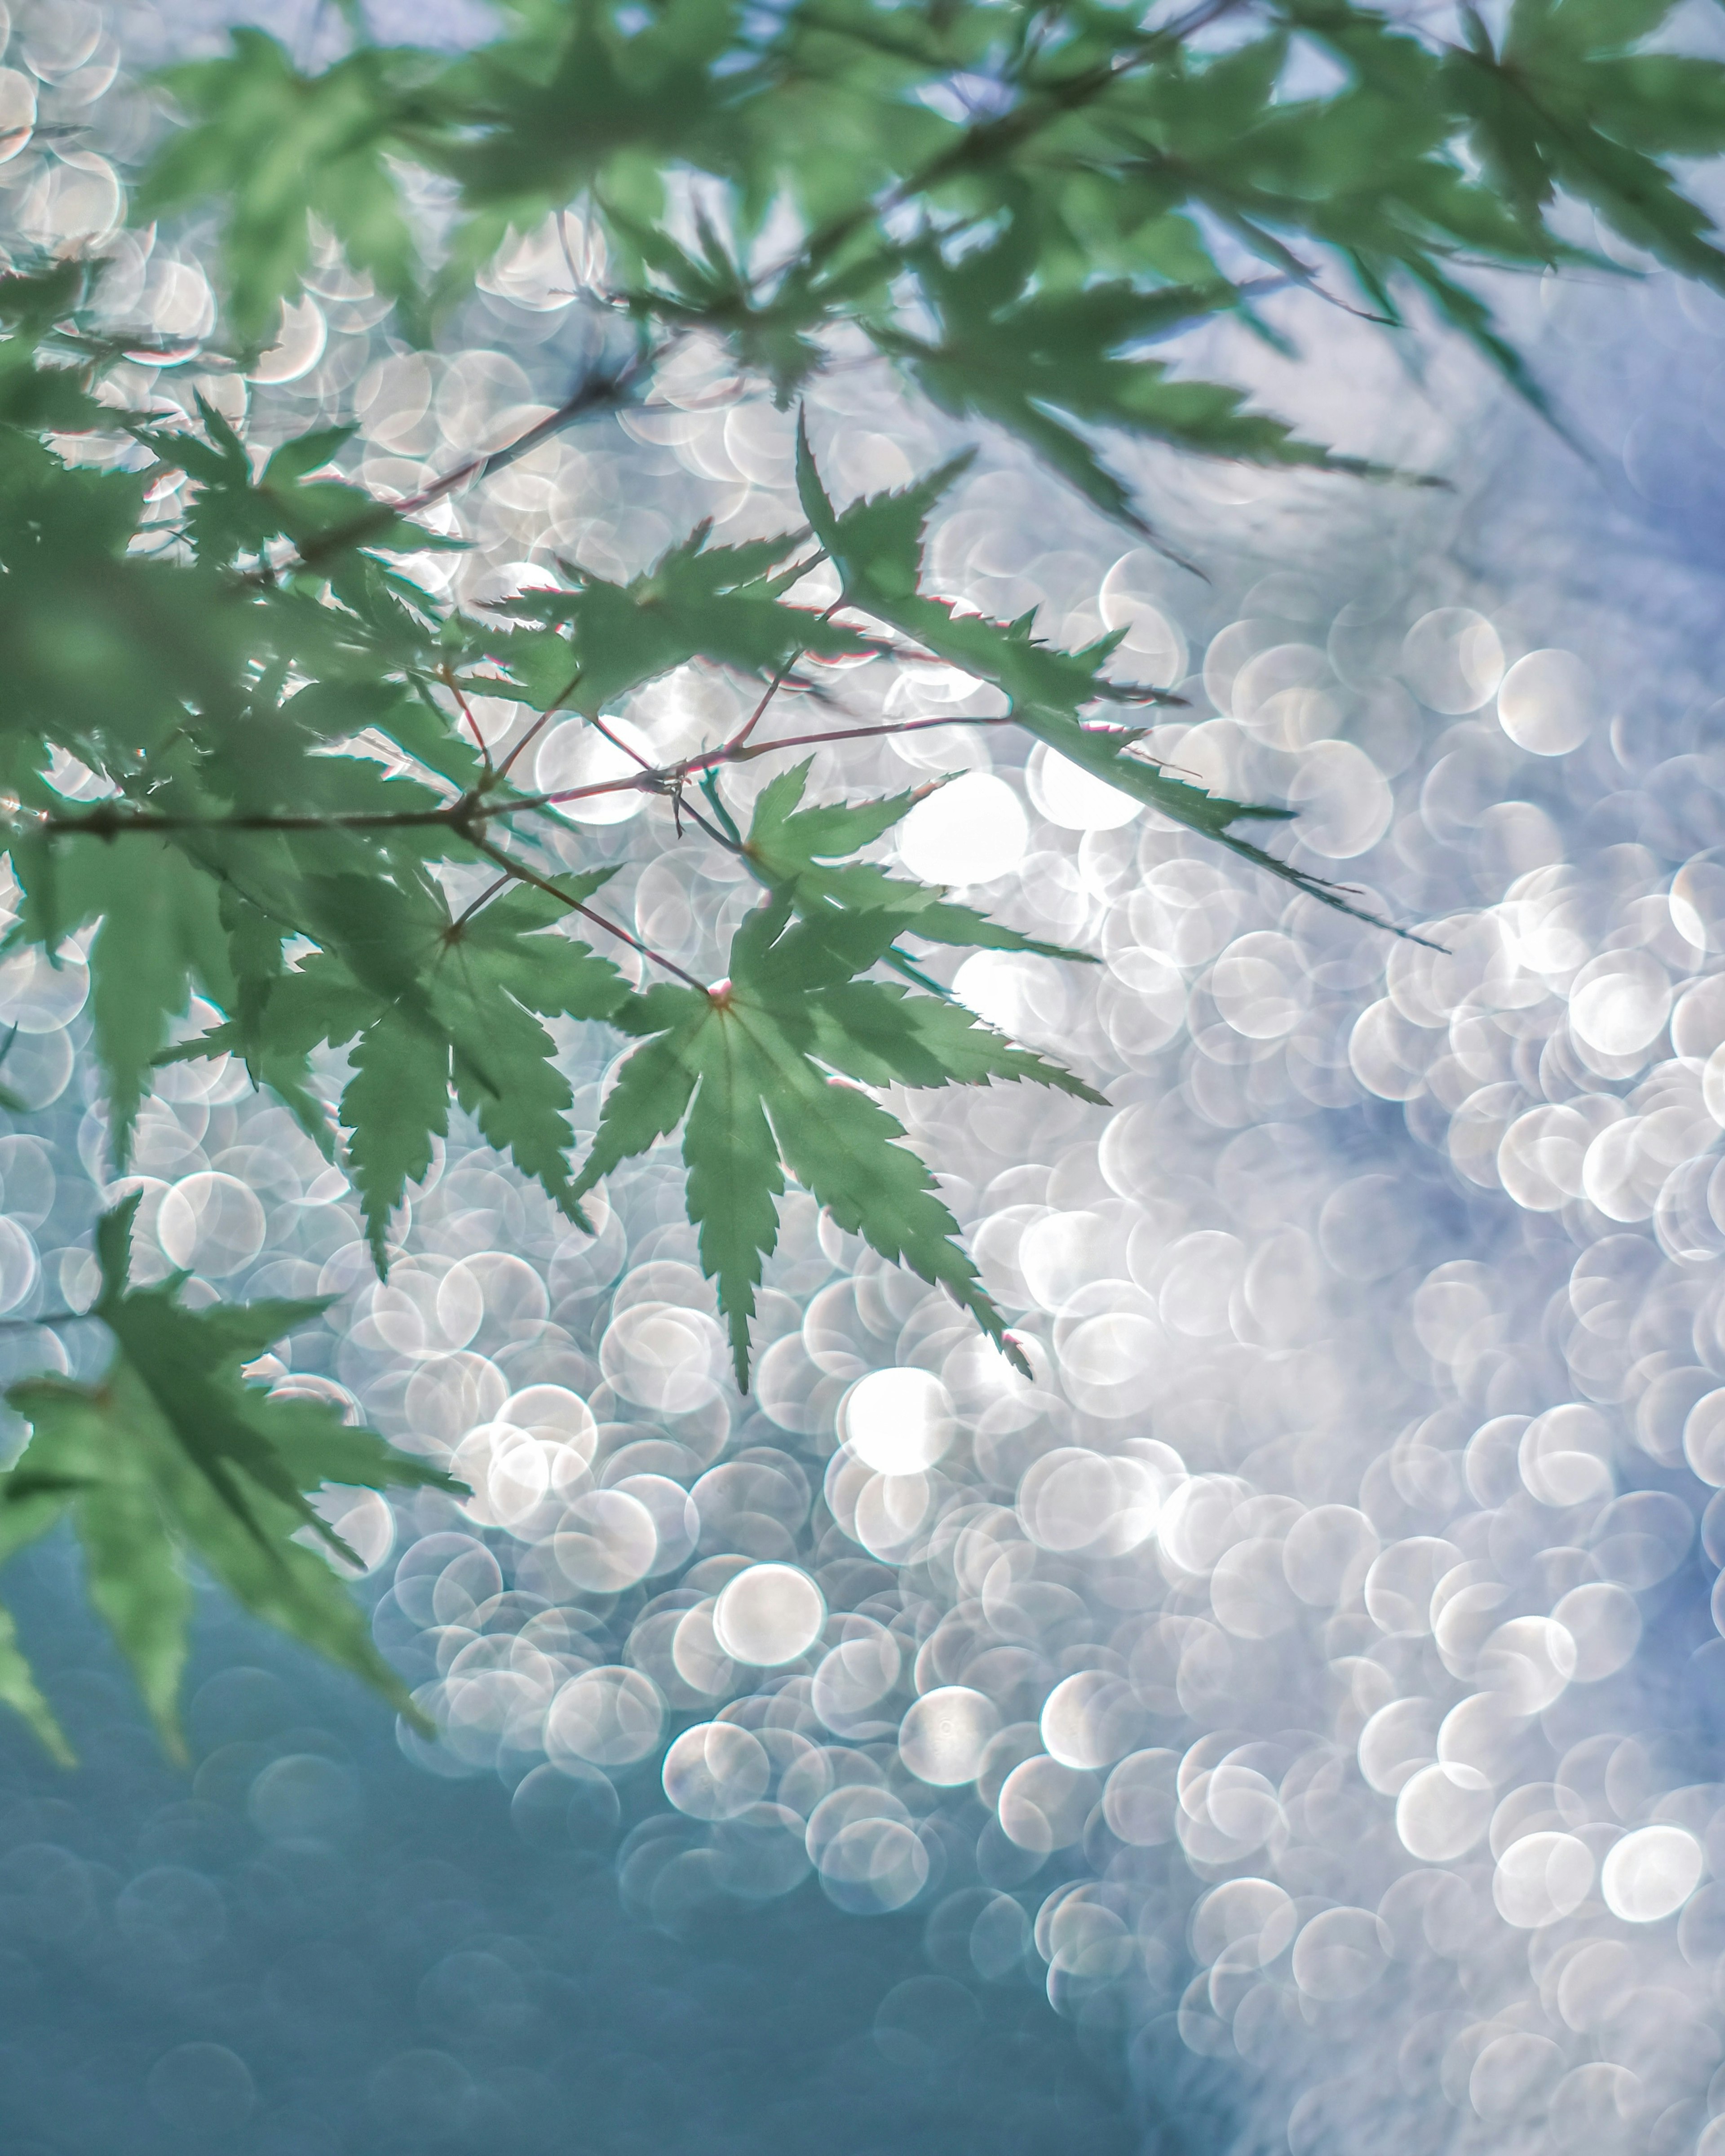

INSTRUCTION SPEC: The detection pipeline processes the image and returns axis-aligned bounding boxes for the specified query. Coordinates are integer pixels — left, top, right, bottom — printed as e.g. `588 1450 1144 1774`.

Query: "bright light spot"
712 1563 825 1665
1601 1825 1703 1922
536 715 655 825
1496 647 1596 754
1026 743 1140 830
842 1368 954 1474
898 772 1027 885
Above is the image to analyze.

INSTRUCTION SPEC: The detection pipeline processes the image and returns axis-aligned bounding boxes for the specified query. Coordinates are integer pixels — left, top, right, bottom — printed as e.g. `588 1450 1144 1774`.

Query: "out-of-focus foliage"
0 1198 458 1761
147 0 1725 469
0 0 1723 1744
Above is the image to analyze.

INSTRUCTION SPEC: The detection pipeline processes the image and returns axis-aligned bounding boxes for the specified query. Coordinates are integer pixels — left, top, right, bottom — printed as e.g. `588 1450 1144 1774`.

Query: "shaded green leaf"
488 520 861 717
796 421 1432 939
137 30 430 343
0 1197 461 1759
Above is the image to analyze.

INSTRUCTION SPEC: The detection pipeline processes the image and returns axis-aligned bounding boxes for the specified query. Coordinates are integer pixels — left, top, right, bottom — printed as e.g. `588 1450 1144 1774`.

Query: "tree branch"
237 341 674 584
724 598 843 754
14 707 1122 842
469 836 708 991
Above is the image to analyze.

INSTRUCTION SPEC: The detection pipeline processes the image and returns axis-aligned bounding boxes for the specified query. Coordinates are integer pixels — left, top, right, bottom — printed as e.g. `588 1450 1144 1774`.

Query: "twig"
451 873 513 932
511 708 1019 810
725 600 843 753
392 348 663 518
233 343 673 585
26 801 479 838
440 664 492 770
469 837 707 991
726 653 805 754
495 669 583 783
18 706 1127 840
589 715 653 770
724 712 1015 762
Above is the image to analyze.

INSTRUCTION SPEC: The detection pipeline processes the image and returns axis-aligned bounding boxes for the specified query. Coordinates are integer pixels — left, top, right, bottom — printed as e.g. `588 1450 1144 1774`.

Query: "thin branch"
503 773 649 811
726 655 803 755
725 598 843 753
233 342 674 585
469 837 708 991
589 714 653 771
392 347 665 518
25 801 478 838
495 670 582 783
440 664 492 771
451 873 513 932
509 707 1022 811
17 705 1131 841
726 712 1015 762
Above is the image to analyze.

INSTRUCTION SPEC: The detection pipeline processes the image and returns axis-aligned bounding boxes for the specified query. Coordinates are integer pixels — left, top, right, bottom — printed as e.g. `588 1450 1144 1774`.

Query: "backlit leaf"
0 1197 461 1761
574 894 1101 1384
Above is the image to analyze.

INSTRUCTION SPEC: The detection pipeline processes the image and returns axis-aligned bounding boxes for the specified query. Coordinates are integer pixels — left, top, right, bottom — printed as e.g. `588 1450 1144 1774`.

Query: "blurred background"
3 1 1725 2151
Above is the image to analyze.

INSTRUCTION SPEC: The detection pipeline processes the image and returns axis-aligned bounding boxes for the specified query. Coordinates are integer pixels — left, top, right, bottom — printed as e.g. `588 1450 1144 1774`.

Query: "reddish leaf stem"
470 837 707 991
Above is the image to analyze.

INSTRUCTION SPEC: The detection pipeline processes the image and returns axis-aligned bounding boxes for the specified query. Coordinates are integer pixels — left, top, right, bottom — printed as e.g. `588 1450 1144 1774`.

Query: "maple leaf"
880 231 1413 541
131 403 465 575
0 1198 460 1762
1447 0 1725 289
14 833 235 1170
169 870 629 1266
487 520 863 717
796 421 1434 941
734 757 1092 961
571 893 1103 1386
136 30 433 344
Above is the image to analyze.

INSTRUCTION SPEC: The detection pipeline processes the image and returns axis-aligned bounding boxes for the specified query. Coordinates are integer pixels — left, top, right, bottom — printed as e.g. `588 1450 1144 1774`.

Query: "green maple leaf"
137 30 432 344
0 1197 461 1763
605 204 903 402
170 869 629 1266
796 421 1431 939
572 893 1102 1386
132 403 464 575
0 425 244 788
0 261 120 436
436 0 749 278
488 520 863 718
882 231 1412 540
8 834 234 1170
735 757 1092 961
1447 0 1725 288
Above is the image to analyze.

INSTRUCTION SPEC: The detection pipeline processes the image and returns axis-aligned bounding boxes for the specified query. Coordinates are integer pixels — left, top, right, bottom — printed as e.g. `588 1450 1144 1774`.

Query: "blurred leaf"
1449 0 1725 286
0 1196 461 1761
138 30 431 343
880 229 1415 537
34 833 234 1169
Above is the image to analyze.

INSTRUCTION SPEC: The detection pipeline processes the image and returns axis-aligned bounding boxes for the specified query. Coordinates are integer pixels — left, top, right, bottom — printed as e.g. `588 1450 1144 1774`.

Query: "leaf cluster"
135 0 1725 511
0 0 1716 1750
0 1200 459 1762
